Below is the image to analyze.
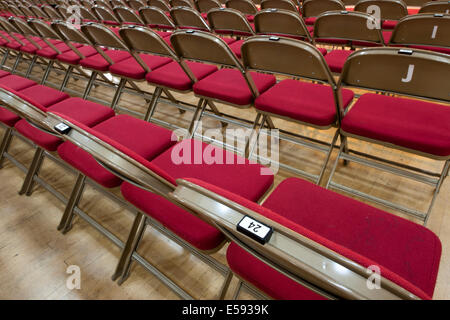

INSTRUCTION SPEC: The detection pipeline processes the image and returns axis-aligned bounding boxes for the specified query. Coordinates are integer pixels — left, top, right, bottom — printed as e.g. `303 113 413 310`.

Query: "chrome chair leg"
0 127 13 169
218 270 233 300
19 147 44 196
232 280 243 300
317 129 340 185
82 71 97 100
40 60 54 85
60 65 73 91
25 56 37 78
110 78 126 111
58 173 86 233
112 211 147 284
189 99 208 138
143 87 163 122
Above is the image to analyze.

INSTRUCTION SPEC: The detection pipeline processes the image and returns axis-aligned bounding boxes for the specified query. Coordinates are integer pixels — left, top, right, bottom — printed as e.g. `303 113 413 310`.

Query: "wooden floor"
0 56 449 300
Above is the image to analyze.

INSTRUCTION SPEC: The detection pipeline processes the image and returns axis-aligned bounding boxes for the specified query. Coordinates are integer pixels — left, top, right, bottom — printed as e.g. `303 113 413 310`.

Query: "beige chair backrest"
254 9 312 41
389 13 450 49
207 7 255 35
419 1 450 14
302 0 345 18
340 47 450 102
354 0 408 21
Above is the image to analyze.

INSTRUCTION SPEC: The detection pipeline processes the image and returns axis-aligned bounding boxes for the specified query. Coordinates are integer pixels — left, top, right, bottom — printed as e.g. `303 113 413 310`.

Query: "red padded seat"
188 177 441 300
121 139 274 250
58 114 176 188
254 79 354 127
324 49 353 73
79 50 132 71
226 242 328 300
0 70 10 78
0 75 36 91
0 107 20 127
35 42 76 59
382 20 397 29
18 85 70 107
341 93 450 157
193 69 276 106
56 45 99 65
108 54 172 79
304 17 316 25
19 40 50 54
229 40 244 58
145 61 218 91
15 97 115 151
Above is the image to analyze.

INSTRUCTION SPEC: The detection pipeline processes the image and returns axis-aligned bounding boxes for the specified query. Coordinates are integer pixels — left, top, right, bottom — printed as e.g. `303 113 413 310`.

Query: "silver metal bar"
340 152 439 186
328 181 427 220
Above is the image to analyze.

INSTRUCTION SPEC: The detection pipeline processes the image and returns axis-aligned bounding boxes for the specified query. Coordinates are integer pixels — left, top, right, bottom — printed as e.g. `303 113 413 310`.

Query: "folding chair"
171 30 276 142
170 6 238 44
260 0 299 13
29 5 50 20
8 16 66 83
389 13 450 55
170 0 197 8
170 5 212 30
171 176 442 299
196 0 222 19
148 0 172 12
253 9 328 55
92 4 122 26
419 1 450 14
313 11 385 73
127 0 148 10
354 0 408 31
225 0 258 22
38 104 273 298
119 25 217 127
113 4 147 25
41 4 65 20
403 0 430 6
207 8 255 58
327 47 450 224
301 0 345 25
139 6 177 31
241 35 354 183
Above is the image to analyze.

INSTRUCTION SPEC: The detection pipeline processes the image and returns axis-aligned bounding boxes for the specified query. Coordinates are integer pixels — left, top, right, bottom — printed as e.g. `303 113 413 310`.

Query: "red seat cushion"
226 242 328 300
0 107 20 127
324 49 353 73
121 139 274 250
145 61 217 92
382 20 397 29
193 69 276 106
0 75 36 91
57 114 176 188
5 41 23 50
109 54 172 79
304 17 316 25
229 39 244 58
188 177 441 299
261 178 441 299
19 40 49 54
255 79 354 127
36 42 73 59
79 50 132 71
342 93 450 157
121 182 226 251
383 31 392 44
56 45 99 65
18 85 70 108
15 97 115 151
0 70 10 78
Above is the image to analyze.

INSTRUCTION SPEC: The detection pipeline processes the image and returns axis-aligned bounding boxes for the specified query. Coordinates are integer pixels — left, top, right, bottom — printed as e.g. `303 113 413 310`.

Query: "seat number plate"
54 123 71 135
237 216 273 244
